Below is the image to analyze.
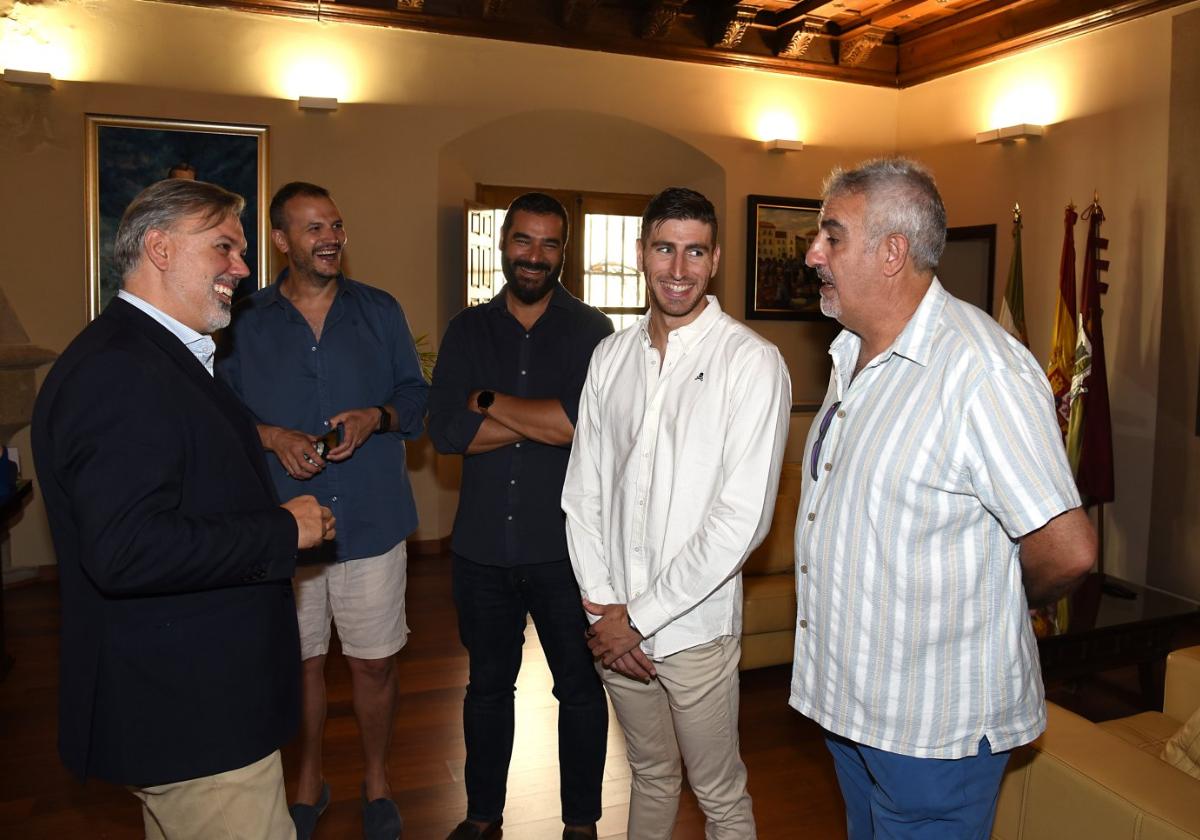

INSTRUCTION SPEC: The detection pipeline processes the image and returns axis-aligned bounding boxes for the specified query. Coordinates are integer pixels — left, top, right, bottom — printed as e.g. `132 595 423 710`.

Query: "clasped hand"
583 598 657 682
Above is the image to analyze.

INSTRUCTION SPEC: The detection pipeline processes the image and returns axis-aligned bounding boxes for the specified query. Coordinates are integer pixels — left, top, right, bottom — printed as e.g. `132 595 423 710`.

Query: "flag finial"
1012 202 1021 223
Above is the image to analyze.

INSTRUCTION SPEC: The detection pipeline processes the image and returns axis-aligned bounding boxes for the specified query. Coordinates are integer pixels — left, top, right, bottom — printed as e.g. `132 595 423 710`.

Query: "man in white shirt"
562 187 791 839
790 158 1097 839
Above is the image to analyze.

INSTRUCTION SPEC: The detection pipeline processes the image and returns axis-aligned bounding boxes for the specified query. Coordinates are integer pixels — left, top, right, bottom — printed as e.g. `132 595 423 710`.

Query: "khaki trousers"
600 635 756 840
129 750 295 840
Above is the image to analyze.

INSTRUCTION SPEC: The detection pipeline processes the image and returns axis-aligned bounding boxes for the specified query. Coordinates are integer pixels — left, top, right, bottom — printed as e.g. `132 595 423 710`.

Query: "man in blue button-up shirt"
217 181 428 840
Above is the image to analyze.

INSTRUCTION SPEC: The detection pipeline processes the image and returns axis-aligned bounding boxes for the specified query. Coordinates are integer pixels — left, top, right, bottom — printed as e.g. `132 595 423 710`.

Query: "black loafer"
446 817 503 839
362 785 403 840
289 781 331 840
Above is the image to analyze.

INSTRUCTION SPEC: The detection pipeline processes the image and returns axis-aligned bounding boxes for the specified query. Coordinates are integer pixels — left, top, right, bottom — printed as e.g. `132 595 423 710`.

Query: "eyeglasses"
810 401 842 482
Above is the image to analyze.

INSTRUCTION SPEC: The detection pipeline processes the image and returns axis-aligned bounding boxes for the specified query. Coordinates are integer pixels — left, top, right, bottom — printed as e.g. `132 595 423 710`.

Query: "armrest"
1164 644 1200 722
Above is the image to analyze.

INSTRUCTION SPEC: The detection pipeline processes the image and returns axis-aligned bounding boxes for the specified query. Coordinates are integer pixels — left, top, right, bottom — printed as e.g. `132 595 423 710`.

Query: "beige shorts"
293 541 409 661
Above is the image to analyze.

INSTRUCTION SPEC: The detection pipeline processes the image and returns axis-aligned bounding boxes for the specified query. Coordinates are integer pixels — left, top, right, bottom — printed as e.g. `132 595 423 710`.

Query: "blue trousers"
452 554 608 826
825 733 1011 840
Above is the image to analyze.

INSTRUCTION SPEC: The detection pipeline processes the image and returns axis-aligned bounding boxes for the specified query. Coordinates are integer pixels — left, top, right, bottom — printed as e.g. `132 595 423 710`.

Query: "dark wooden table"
1 479 34 681
1038 572 1200 709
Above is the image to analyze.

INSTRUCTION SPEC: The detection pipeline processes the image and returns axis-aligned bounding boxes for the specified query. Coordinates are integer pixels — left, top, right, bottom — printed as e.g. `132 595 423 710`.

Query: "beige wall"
1148 8 1200 601
1 0 1196 596
898 3 1200 591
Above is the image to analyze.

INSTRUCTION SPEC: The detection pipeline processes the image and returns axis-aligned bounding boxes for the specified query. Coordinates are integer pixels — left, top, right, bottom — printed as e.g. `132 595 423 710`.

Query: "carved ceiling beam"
713 3 761 50
394 0 423 9
562 0 602 29
776 16 827 60
641 0 687 39
838 25 887 67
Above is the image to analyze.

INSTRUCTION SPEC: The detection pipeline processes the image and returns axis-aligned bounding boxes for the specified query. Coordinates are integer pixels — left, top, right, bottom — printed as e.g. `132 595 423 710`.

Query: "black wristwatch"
477 390 496 412
375 405 390 434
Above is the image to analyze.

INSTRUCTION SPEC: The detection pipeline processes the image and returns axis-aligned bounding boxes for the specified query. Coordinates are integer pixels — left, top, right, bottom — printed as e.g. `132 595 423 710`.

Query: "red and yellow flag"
1046 205 1078 437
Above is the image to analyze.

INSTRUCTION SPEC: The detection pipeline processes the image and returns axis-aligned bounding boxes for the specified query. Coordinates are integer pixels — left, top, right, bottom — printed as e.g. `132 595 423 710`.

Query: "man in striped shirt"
790 158 1096 839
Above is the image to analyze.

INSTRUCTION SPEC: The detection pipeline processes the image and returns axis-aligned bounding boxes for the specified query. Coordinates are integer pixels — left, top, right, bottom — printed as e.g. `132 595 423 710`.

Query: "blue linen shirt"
216 272 428 563
428 284 613 567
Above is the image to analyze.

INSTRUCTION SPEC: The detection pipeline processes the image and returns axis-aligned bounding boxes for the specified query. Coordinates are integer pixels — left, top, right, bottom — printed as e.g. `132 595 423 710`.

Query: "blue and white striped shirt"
789 278 1081 759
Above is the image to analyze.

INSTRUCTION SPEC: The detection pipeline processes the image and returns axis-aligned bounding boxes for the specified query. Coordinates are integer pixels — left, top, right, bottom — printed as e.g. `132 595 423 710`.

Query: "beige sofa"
740 462 801 670
993 645 1200 840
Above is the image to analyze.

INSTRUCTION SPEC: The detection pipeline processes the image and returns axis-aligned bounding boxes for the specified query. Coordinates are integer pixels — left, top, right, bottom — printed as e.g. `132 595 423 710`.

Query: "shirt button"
525 333 530 339
837 409 846 418
638 499 644 506
521 370 526 375
510 479 516 485
311 346 317 351
807 512 816 522
323 420 330 427
331 496 338 502
824 463 832 472
800 564 808 574
515 443 522 448
507 515 513 521
633 546 641 553
799 619 808 629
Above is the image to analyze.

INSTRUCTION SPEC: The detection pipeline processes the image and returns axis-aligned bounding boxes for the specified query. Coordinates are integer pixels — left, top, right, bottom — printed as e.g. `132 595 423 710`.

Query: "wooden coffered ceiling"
159 0 1190 87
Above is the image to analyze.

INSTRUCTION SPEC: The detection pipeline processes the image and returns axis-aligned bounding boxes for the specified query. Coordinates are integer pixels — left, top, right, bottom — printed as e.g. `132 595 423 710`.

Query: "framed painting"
939 224 997 314
745 194 824 320
85 115 269 320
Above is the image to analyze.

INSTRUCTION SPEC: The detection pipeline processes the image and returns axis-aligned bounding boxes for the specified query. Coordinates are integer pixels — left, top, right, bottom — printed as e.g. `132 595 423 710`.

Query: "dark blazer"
32 298 301 787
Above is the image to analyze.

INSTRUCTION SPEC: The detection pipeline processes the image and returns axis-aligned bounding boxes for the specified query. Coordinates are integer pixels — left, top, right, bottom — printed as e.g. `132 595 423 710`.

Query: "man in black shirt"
429 193 613 840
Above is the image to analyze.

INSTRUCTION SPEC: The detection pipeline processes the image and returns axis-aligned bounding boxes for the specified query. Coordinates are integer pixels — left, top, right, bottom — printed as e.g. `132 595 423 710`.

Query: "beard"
816 266 841 319
502 252 562 305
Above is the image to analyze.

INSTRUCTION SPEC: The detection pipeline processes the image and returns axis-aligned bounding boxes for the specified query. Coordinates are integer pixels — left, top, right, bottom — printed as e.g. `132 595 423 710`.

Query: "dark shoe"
446 818 503 839
362 784 403 840
563 825 597 840
289 781 331 840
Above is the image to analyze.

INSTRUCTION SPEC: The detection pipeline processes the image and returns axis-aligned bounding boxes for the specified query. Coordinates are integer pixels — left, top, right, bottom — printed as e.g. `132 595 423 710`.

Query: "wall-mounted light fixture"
2 68 55 88
298 95 338 111
976 123 1045 144
763 138 804 153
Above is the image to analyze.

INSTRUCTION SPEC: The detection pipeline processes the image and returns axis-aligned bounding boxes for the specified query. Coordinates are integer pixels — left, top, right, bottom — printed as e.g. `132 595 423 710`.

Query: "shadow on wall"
429 109 726 493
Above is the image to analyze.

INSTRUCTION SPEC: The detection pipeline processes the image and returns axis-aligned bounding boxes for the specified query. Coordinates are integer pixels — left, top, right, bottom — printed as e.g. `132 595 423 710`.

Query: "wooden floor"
1 555 1178 839
0 556 845 839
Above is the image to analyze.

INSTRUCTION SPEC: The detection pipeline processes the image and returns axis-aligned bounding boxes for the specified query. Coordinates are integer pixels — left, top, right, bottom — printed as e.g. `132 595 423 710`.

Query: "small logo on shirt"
694 372 704 382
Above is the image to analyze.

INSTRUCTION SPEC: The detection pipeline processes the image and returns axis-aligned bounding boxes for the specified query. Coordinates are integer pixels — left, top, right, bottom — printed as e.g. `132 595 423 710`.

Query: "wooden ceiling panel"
155 0 1190 87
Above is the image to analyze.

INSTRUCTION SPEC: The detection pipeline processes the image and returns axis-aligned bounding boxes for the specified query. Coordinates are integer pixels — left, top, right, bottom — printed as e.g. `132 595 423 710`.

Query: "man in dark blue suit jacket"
32 179 335 839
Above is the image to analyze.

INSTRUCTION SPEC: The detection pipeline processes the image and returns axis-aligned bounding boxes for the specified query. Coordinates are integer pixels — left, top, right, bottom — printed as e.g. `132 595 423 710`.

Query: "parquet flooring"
0 556 845 839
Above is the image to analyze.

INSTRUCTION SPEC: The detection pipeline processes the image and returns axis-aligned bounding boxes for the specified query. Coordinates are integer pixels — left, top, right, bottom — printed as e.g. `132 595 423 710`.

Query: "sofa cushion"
1163 705 1200 780
743 573 796 634
1100 711 1182 757
744 463 801 577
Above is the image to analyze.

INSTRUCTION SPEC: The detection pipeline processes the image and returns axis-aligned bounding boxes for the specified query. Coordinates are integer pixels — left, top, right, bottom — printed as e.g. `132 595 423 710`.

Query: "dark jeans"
452 554 608 825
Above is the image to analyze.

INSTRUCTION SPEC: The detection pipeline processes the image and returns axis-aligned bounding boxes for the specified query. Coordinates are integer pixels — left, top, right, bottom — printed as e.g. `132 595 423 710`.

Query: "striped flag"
997 204 1029 346
1066 200 1115 505
1046 205 1078 437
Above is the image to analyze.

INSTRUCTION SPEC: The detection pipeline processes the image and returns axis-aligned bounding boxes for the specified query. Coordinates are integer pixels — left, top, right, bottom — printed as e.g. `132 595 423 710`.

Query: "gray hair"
822 158 946 272
113 179 245 284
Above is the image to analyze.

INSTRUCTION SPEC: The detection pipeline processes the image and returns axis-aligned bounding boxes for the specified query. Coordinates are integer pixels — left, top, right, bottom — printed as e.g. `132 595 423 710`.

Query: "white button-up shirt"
789 279 1081 759
563 297 791 660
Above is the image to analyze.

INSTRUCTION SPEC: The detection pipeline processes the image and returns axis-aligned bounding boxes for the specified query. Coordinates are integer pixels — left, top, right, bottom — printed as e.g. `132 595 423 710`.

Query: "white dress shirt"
117 290 217 376
562 297 791 660
789 278 1081 759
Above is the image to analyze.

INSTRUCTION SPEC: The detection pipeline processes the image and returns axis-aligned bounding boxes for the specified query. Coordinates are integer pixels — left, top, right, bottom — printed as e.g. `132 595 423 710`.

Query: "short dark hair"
822 158 947 272
270 181 332 231
500 193 569 245
640 187 718 245
113 179 244 284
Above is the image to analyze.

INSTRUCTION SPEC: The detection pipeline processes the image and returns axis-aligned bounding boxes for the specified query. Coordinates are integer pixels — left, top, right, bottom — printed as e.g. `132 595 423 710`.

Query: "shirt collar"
268 268 350 306
829 277 946 369
638 295 723 351
888 277 946 367
117 289 216 375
